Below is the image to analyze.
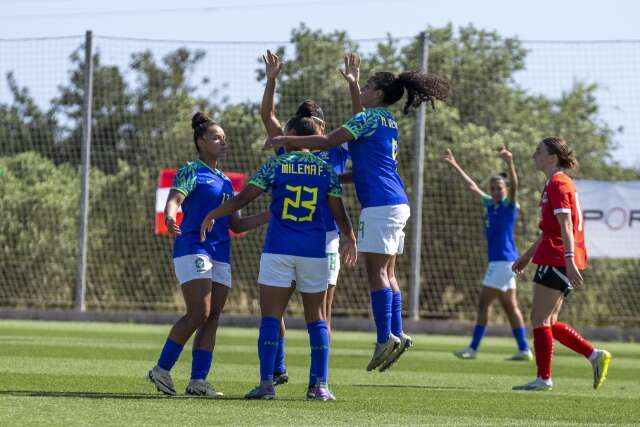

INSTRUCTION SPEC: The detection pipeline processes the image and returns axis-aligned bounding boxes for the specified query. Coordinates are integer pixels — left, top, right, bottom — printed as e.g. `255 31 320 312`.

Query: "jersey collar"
196 159 222 176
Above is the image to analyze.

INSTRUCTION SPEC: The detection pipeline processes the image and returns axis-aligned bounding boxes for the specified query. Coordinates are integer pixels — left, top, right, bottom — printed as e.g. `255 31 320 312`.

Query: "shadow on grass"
347 384 469 391
0 390 300 401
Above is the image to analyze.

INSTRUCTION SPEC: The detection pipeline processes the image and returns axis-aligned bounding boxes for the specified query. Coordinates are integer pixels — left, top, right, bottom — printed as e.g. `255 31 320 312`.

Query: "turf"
0 320 638 426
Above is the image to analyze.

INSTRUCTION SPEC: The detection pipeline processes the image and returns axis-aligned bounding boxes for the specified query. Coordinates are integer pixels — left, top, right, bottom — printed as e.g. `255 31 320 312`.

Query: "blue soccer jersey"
171 159 234 263
342 108 408 208
276 145 349 233
249 151 343 258
482 195 519 262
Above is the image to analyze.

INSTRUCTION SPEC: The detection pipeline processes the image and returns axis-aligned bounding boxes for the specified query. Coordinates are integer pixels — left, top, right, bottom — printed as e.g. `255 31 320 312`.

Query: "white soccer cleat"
590 349 612 390
379 333 413 372
148 365 176 396
366 334 400 371
506 349 534 361
453 347 477 360
512 377 553 391
185 379 224 398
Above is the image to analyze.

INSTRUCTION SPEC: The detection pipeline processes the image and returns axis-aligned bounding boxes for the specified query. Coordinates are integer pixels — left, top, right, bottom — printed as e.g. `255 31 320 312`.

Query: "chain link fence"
1 27 639 325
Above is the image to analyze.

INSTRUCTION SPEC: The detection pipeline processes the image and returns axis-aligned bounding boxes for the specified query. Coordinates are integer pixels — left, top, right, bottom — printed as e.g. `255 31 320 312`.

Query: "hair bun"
295 99 324 122
191 112 210 130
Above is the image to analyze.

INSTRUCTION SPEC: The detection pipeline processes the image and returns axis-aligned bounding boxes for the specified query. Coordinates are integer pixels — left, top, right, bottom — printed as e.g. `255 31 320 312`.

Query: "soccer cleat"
512 377 553 391
307 384 336 401
506 349 534 361
185 379 224 398
591 349 612 390
366 334 400 371
244 383 276 400
306 384 317 399
453 347 477 360
273 371 289 386
379 333 413 372
148 365 176 396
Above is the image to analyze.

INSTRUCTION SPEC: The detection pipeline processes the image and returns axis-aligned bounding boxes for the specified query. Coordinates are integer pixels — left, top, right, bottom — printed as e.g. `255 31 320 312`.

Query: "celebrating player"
260 50 351 387
199 114 357 401
265 57 449 371
442 147 532 361
148 112 269 397
512 137 611 391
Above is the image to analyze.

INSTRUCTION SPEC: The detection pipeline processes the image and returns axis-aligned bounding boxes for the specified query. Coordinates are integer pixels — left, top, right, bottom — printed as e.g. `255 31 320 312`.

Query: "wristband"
564 251 575 258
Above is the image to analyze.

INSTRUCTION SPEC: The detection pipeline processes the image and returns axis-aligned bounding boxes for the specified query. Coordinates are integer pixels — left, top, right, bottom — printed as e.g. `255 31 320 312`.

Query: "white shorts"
173 254 232 288
482 261 517 292
258 253 328 294
327 252 340 285
357 204 410 255
326 230 341 285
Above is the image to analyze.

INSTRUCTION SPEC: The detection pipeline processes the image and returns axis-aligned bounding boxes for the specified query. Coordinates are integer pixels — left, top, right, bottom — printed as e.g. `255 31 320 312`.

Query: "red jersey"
532 172 588 269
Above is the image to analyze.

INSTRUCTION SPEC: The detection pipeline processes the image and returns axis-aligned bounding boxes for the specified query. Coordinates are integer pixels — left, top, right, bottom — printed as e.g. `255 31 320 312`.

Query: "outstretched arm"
229 210 270 233
265 127 353 152
327 196 357 267
261 50 284 139
499 146 518 203
339 53 363 115
441 148 487 198
200 184 264 241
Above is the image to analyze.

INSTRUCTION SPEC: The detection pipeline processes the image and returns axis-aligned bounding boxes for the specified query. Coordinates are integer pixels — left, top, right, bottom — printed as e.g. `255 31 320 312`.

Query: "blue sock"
391 291 404 337
371 288 392 344
258 316 280 383
308 320 330 385
191 350 213 380
157 338 184 371
274 334 286 374
512 327 529 351
469 324 487 351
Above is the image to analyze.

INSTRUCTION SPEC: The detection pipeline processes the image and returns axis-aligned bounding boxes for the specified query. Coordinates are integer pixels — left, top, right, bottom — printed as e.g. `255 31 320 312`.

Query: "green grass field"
0 320 639 426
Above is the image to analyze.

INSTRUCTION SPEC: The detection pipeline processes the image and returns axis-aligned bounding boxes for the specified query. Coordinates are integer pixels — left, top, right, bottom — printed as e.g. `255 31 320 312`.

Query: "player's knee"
186 306 210 327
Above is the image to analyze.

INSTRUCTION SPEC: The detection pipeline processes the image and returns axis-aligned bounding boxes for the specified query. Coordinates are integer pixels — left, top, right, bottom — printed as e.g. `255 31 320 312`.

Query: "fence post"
408 31 429 321
75 30 94 312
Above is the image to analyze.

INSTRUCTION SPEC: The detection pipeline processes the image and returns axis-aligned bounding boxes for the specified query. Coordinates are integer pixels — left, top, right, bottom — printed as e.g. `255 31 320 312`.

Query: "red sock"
551 322 594 358
533 326 553 380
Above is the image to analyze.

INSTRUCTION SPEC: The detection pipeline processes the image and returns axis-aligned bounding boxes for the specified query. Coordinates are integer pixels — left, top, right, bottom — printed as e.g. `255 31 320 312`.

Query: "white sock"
588 349 600 363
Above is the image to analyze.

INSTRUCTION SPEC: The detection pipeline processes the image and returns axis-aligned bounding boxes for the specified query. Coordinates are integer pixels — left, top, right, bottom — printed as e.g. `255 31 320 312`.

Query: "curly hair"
368 70 450 115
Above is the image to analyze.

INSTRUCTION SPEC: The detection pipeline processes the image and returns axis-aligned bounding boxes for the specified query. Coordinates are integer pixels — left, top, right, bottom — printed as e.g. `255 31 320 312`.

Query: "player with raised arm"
512 137 611 391
260 50 351 388
442 147 532 361
200 114 357 401
265 57 449 371
148 112 269 397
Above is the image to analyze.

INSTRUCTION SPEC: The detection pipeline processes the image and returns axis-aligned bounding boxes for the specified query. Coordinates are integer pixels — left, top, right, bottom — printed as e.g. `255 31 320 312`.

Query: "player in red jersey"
512 137 611 391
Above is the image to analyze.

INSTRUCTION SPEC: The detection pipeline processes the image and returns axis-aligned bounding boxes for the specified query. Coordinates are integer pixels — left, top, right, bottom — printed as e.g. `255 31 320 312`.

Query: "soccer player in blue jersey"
442 147 532 361
260 50 351 387
148 112 269 397
199 115 358 401
265 58 449 371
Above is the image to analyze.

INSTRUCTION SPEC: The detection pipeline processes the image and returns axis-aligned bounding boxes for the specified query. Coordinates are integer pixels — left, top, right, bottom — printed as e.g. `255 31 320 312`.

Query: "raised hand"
262 49 283 80
339 52 361 84
442 148 457 166
498 146 513 163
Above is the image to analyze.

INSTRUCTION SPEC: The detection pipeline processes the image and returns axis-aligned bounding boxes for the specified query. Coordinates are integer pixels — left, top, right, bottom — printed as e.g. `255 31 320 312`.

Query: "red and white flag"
155 169 247 235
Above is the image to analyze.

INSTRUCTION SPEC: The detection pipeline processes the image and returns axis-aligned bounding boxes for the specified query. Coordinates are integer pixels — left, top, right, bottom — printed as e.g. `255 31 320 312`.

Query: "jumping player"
265 58 449 371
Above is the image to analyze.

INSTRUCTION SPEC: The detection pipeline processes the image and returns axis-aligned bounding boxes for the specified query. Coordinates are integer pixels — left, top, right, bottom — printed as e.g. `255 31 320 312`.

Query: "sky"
1 0 639 167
